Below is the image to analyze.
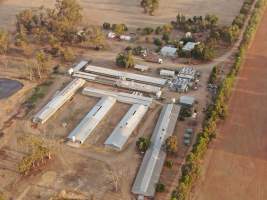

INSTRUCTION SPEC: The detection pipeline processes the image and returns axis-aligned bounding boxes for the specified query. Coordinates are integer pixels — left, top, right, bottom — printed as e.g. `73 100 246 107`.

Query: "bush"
116 50 135 68
103 22 111 30
154 38 163 46
156 182 165 192
162 33 170 43
112 24 128 34
166 160 174 168
142 27 154 35
155 26 163 34
136 137 151 153
165 136 178 154
61 47 75 62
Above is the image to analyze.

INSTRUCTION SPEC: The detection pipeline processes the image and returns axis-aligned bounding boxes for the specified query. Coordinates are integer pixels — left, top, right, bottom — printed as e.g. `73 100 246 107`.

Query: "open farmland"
192 9 267 200
0 0 243 29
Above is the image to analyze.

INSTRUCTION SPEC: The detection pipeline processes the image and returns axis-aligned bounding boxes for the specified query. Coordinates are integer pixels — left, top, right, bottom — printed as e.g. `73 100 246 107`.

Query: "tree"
156 182 165 192
136 137 151 153
165 136 178 154
17 135 52 175
192 42 215 61
140 0 159 16
112 24 127 35
0 29 9 54
116 50 135 68
35 50 51 78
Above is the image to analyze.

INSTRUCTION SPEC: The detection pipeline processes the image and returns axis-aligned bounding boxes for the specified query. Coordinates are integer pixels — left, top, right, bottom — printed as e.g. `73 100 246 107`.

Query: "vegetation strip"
171 0 267 199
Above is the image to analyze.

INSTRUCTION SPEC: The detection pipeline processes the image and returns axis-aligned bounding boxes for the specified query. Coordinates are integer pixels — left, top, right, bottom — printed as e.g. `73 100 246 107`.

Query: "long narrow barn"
84 65 167 86
33 78 85 124
105 104 148 151
67 96 116 144
82 87 153 107
132 104 181 198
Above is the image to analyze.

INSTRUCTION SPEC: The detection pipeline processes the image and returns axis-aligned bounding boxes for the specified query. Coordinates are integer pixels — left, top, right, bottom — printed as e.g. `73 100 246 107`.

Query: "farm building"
171 78 189 93
33 78 85 124
67 97 116 144
160 46 177 57
82 87 153 106
178 67 196 80
104 104 148 150
134 64 149 72
84 65 167 86
132 104 181 197
160 69 175 77
115 80 162 96
68 60 89 75
179 96 195 106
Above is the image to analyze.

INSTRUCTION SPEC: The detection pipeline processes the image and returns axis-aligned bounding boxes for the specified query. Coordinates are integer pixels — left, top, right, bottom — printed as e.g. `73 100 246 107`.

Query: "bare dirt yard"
192 9 267 200
0 0 243 29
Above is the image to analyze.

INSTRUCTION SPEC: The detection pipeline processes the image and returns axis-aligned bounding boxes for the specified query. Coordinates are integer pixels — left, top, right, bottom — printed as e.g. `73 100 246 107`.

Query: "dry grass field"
0 0 243 29
192 9 267 200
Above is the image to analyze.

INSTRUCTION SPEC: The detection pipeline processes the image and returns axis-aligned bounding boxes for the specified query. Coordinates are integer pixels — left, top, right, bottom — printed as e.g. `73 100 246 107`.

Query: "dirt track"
192 9 267 200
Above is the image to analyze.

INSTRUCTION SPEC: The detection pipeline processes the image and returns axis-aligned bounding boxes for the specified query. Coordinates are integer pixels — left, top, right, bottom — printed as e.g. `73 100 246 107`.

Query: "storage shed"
160 46 177 57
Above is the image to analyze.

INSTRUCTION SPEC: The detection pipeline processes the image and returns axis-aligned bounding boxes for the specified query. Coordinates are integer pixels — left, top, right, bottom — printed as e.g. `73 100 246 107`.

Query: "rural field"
192 9 267 200
0 0 243 29
0 0 257 199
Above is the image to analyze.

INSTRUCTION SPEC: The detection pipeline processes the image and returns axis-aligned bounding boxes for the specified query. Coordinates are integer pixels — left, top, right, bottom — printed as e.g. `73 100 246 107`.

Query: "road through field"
192 8 267 200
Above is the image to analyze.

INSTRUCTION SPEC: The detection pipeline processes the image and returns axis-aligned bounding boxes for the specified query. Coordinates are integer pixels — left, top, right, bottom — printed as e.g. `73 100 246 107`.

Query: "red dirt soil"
192 9 267 200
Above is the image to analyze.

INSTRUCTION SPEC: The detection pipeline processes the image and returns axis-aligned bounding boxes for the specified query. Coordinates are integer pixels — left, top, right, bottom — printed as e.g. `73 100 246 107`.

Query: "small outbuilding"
179 96 195 106
160 46 177 58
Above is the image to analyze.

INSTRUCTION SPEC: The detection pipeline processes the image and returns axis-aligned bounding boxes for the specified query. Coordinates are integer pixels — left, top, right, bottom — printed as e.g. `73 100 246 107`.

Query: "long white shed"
132 104 181 197
82 87 153 107
67 97 116 144
84 65 167 86
105 104 148 151
33 78 85 124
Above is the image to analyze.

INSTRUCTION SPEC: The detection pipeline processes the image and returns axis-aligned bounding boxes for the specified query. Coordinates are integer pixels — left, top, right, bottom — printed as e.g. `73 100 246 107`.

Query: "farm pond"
0 78 23 99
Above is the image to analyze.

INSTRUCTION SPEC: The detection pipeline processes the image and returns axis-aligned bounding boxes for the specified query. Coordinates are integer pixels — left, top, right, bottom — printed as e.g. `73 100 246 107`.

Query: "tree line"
171 0 266 199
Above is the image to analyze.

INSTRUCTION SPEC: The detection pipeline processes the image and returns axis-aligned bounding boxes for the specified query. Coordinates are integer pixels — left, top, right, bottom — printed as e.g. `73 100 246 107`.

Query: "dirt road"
192 9 267 200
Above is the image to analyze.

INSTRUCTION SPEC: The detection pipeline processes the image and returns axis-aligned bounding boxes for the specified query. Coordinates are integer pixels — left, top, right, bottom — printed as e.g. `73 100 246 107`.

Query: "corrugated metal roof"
105 104 148 150
33 78 85 124
84 65 166 86
132 104 181 197
82 87 153 107
160 46 177 57
67 97 116 144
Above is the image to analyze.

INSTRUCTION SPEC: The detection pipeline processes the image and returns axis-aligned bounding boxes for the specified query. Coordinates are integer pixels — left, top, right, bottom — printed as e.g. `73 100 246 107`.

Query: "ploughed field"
0 0 243 28
193 9 267 200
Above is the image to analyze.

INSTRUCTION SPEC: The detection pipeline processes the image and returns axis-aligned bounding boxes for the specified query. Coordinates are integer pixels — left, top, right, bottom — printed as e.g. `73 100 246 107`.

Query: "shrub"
154 38 163 46
162 33 170 43
155 26 163 34
165 136 178 154
156 182 165 192
142 27 154 35
136 137 151 153
103 22 111 30
116 50 135 68
166 160 174 168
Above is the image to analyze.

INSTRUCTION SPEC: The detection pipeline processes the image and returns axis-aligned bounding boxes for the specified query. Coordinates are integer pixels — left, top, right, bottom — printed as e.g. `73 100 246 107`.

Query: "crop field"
192 9 267 200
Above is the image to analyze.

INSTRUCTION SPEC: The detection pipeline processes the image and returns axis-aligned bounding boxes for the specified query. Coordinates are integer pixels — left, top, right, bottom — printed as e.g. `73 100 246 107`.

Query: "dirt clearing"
192 9 267 200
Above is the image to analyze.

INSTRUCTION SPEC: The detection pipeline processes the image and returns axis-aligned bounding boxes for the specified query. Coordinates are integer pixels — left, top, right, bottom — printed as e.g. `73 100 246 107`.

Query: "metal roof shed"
105 104 148 151
67 97 116 144
33 78 85 124
179 96 195 106
84 65 167 86
160 46 177 57
132 104 181 197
